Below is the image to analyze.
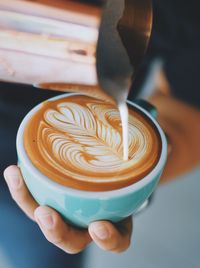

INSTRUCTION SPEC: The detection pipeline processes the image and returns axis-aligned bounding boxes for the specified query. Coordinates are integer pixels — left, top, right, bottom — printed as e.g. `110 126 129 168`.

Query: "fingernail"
4 172 21 190
36 208 54 230
92 223 110 240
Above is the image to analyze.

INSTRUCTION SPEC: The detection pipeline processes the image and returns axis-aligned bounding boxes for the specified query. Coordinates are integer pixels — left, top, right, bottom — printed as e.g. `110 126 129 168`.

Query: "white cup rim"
17 93 168 198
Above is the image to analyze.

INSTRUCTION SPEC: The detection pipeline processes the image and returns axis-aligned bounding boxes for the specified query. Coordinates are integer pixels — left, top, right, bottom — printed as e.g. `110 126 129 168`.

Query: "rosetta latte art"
24 95 161 191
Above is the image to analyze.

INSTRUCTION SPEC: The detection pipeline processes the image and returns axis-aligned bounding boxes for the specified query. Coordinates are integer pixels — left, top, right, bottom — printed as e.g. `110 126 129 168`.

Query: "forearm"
148 92 200 183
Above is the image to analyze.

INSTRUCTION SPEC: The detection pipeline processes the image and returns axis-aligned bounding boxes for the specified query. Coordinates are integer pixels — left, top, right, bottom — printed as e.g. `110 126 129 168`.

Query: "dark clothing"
0 84 59 175
130 0 200 108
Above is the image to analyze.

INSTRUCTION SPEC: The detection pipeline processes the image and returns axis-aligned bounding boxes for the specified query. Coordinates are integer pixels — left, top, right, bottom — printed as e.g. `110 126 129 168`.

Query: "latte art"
24 95 161 191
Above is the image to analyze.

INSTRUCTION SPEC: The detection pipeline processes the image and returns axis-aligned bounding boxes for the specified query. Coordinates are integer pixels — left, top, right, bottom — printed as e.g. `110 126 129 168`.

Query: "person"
1 0 200 265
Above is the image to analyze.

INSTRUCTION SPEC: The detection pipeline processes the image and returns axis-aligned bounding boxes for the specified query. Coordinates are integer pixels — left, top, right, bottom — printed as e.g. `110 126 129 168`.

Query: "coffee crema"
24 95 161 191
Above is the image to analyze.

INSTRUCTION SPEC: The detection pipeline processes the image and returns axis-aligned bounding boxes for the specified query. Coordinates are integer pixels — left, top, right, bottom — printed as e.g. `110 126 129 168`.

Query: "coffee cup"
17 93 167 228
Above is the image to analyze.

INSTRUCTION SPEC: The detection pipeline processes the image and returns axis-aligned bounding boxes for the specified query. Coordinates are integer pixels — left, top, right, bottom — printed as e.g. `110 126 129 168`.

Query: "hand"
4 165 133 254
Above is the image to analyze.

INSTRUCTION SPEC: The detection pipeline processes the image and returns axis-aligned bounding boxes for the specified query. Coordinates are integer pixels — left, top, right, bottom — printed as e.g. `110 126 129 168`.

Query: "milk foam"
39 101 151 180
118 102 129 161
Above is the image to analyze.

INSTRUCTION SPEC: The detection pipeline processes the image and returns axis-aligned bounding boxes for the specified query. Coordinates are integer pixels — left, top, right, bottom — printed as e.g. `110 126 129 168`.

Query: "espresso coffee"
24 95 161 191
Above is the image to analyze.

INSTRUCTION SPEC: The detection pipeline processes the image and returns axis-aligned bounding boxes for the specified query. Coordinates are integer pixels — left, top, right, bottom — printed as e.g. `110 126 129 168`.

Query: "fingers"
89 217 133 253
3 166 132 254
4 165 38 221
34 206 92 254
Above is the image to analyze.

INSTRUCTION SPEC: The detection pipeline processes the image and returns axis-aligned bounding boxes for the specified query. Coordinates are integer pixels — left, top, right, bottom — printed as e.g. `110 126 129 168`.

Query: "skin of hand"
3 165 133 254
149 70 200 183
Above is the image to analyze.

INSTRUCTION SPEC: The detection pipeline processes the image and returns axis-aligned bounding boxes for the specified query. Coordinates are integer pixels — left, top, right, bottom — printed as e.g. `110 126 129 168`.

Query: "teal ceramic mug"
17 93 168 228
